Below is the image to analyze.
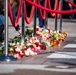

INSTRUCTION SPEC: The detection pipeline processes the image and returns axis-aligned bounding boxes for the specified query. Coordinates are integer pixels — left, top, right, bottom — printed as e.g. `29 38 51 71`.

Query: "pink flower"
14 53 21 59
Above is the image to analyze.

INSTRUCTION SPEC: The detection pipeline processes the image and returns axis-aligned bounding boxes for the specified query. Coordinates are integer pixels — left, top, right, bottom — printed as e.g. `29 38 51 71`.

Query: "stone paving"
0 18 76 75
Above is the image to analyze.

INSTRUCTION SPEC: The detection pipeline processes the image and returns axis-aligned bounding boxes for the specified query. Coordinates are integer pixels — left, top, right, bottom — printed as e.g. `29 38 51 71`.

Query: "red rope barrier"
24 0 35 24
38 0 47 20
8 0 76 25
25 0 76 14
47 0 58 17
15 0 23 27
8 0 22 27
68 0 76 8
8 0 14 26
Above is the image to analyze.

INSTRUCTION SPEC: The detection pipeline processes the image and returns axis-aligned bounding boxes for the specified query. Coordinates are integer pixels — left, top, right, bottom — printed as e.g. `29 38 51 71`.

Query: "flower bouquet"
0 26 67 59
48 30 68 47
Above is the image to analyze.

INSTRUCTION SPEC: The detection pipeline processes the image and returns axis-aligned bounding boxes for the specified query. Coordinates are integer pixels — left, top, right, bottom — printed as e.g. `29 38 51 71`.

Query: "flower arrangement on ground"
0 26 68 59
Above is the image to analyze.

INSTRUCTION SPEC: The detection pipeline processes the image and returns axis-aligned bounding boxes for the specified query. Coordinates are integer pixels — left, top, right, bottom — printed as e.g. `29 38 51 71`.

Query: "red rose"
36 28 39 31
35 42 40 47
36 34 40 37
39 45 46 50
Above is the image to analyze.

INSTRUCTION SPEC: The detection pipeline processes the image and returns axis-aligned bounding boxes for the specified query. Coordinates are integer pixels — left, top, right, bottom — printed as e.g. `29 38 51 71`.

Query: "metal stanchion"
55 0 58 31
21 0 25 43
44 0 48 29
33 0 37 36
44 12 48 29
59 0 63 32
0 0 17 61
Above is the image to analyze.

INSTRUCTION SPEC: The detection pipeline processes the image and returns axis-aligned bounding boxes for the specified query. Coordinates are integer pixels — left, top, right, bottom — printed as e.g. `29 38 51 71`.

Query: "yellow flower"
29 27 33 30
